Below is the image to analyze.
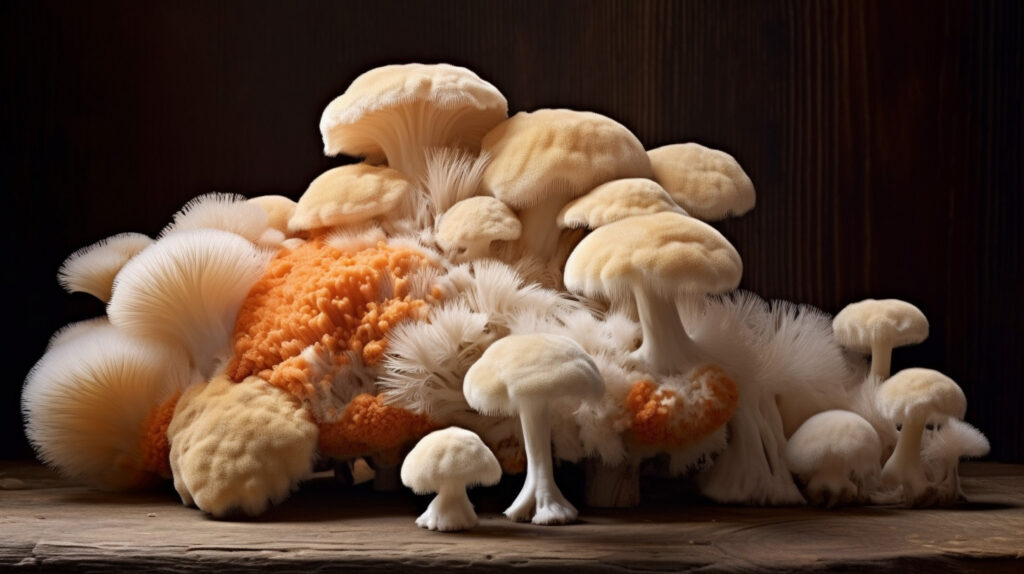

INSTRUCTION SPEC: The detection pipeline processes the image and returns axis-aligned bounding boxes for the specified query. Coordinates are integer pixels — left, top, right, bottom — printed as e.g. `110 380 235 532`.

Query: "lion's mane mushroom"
833 299 929 379
647 143 755 221
463 333 604 525
877 368 967 506
920 418 990 504
785 410 882 507
288 163 413 233
557 178 687 230
57 232 153 302
564 212 742 375
161 192 276 246
480 109 653 259
401 427 502 532
320 63 507 189
436 196 521 261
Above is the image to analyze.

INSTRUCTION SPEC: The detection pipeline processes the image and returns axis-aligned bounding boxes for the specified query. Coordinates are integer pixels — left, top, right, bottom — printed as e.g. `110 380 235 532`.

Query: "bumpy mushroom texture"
625 366 739 448
248 195 297 234
557 178 687 230
437 196 521 261
107 229 273 378
647 143 755 221
785 410 882 507
22 322 191 490
564 212 742 375
320 63 507 187
317 394 434 459
464 333 604 525
480 109 653 259
920 418 990 505
833 298 929 379
401 427 502 531
57 232 153 302
161 193 273 245
288 164 413 232
168 375 317 517
877 368 967 506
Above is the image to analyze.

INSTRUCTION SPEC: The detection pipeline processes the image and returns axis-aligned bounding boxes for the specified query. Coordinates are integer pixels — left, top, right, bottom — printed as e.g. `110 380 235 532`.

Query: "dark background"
2 1 1021 463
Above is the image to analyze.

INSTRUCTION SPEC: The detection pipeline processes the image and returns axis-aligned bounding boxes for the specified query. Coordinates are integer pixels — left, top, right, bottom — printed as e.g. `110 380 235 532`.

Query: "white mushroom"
557 178 687 230
785 410 882 507
248 194 298 245
564 212 742 374
877 368 967 505
401 427 502 531
463 333 604 525
288 163 412 232
647 143 755 221
920 418 990 505
57 232 153 302
833 298 929 379
161 192 273 245
436 196 521 261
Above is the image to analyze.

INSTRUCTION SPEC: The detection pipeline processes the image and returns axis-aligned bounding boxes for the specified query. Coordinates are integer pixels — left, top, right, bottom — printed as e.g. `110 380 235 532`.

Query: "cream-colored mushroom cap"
878 368 966 426
786 410 882 476
463 333 604 416
401 427 502 494
288 164 412 232
248 195 297 233
648 143 755 221
832 299 929 353
564 212 742 300
320 63 507 174
557 178 687 229
437 196 521 259
57 232 153 302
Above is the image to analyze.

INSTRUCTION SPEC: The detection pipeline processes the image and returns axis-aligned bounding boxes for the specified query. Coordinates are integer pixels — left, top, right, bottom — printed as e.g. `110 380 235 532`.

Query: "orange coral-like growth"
138 392 180 479
317 393 434 458
228 239 431 401
627 365 739 446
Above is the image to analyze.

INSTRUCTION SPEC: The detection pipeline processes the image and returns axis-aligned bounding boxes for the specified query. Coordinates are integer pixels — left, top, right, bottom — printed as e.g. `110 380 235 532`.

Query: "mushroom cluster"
23 62 988 528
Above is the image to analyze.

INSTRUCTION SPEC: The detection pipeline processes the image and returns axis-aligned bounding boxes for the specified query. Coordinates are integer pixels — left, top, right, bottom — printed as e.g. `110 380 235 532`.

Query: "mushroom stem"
870 339 894 379
805 468 858 508
516 195 568 260
881 416 927 495
505 399 578 525
417 482 478 531
631 287 702 374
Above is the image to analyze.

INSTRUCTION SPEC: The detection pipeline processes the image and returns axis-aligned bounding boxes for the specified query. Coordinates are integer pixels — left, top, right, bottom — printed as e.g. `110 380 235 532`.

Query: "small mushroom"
400 427 502 532
248 195 297 234
161 193 273 245
480 109 652 259
564 212 742 374
785 410 882 507
877 368 967 505
436 196 521 261
57 232 153 302
288 164 413 233
463 333 604 525
920 418 990 504
556 178 687 230
647 143 755 221
833 299 929 379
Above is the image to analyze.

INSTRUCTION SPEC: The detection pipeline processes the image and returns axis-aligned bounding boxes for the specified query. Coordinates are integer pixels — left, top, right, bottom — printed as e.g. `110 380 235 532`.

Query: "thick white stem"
881 416 927 498
505 400 578 525
416 482 477 531
516 196 568 261
632 288 702 375
870 339 893 379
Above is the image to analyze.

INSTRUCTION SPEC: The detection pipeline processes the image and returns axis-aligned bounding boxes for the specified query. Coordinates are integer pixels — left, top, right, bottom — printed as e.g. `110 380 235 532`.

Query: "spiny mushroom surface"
288 163 412 232
57 232 153 302
647 143 755 221
557 177 687 230
785 410 882 507
564 211 742 375
463 333 604 525
833 298 929 379
401 427 502 531
436 196 521 261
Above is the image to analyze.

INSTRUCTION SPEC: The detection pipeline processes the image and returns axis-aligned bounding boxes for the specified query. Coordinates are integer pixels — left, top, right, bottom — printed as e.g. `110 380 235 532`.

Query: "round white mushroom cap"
786 410 882 477
463 333 604 417
647 143 755 221
878 368 967 426
401 427 502 495
832 298 929 353
436 196 521 259
288 164 412 232
556 178 687 229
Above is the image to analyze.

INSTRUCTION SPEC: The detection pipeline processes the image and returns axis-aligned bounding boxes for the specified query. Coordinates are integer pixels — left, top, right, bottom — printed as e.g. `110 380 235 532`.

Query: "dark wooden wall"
2 1 1021 462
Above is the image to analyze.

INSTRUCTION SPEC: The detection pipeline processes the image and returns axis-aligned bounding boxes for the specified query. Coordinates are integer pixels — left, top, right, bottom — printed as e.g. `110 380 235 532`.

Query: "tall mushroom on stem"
564 212 743 375
463 333 604 525
833 298 929 379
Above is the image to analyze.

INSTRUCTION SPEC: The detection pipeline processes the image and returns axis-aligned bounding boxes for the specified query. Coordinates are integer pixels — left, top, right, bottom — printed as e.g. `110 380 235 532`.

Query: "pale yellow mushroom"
648 143 755 221
57 232 153 302
436 196 521 261
556 178 687 230
288 164 413 232
248 195 297 234
833 298 929 379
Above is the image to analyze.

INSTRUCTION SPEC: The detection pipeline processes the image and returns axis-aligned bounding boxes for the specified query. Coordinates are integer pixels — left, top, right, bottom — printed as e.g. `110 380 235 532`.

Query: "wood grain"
1 1 1021 461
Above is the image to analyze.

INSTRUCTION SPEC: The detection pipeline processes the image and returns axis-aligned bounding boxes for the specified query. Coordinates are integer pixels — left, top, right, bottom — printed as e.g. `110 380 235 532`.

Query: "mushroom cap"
288 164 412 232
248 195 297 233
320 63 507 160
480 109 652 210
786 410 882 476
557 178 688 229
832 298 929 353
437 196 521 253
57 232 154 302
877 368 967 426
463 333 604 416
564 212 742 301
647 143 755 221
161 193 271 244
400 427 502 494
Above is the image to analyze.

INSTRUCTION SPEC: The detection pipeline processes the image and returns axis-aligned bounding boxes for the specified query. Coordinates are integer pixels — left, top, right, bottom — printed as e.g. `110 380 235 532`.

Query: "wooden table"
2 461 1022 572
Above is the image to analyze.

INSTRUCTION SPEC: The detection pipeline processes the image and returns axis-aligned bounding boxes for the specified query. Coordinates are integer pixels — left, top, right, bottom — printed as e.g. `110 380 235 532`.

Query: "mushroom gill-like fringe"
22 324 191 490
160 192 273 245
108 229 273 377
57 232 154 302
424 148 491 217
